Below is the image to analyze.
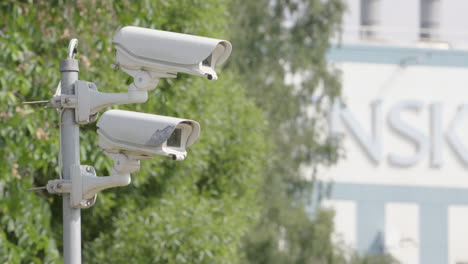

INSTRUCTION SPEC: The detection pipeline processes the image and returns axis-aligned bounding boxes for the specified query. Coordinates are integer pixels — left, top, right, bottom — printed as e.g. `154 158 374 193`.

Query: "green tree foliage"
229 1 395 263
0 1 268 263
0 0 389 263
227 0 352 263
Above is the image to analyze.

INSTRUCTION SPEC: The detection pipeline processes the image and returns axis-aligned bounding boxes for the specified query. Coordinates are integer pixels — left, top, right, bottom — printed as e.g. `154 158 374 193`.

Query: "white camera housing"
50 27 232 124
97 109 200 161
113 26 232 81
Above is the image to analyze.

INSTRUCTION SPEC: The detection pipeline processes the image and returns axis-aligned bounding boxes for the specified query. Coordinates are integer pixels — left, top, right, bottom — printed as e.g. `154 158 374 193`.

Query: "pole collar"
60 59 79 72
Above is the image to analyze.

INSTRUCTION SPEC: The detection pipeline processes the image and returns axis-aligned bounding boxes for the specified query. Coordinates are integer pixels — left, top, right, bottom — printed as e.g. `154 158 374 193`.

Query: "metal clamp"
50 94 77 108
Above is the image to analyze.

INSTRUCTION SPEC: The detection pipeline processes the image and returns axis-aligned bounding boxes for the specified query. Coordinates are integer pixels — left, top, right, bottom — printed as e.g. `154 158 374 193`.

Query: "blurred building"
321 1 468 263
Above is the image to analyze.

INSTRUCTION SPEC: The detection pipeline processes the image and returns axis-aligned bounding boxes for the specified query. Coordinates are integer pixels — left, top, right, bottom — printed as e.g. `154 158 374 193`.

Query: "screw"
86 166 92 172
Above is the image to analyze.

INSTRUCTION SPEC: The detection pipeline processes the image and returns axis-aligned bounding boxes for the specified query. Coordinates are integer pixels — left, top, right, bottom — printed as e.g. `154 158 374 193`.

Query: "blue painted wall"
328 44 468 69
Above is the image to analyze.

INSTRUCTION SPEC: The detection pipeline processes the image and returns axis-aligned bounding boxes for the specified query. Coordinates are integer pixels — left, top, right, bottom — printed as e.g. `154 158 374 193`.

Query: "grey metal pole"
60 58 81 264
420 0 441 40
360 0 381 39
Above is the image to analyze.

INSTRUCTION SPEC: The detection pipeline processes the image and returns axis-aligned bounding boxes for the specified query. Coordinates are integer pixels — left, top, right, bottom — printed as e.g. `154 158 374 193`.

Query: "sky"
341 0 468 46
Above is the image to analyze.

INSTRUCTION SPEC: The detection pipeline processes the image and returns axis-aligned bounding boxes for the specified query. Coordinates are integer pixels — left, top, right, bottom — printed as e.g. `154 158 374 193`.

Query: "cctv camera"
64 109 200 208
113 26 232 82
49 27 233 124
97 109 200 161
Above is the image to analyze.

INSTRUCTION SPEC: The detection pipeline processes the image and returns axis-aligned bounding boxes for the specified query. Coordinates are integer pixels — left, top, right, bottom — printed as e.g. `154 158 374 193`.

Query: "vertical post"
360 0 381 39
420 0 441 40
357 200 385 255
60 58 81 264
419 203 448 264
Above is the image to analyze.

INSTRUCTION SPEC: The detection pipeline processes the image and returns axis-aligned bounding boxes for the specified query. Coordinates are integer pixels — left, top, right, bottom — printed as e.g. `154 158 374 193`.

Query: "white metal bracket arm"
42 153 141 208
49 69 159 124
73 80 149 124
69 153 140 208
69 164 131 208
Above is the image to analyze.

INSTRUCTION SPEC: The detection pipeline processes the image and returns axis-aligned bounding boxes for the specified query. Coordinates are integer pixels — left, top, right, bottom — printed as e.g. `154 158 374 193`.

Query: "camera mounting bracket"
49 69 161 124
39 153 141 208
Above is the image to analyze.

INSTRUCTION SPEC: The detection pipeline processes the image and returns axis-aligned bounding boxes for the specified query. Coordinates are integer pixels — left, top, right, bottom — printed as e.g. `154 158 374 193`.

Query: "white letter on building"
329 99 382 164
446 104 468 165
387 100 428 167
430 103 443 167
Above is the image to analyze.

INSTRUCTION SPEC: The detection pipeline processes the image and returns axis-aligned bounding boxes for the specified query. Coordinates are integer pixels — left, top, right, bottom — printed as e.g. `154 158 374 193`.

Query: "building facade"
320 1 468 263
